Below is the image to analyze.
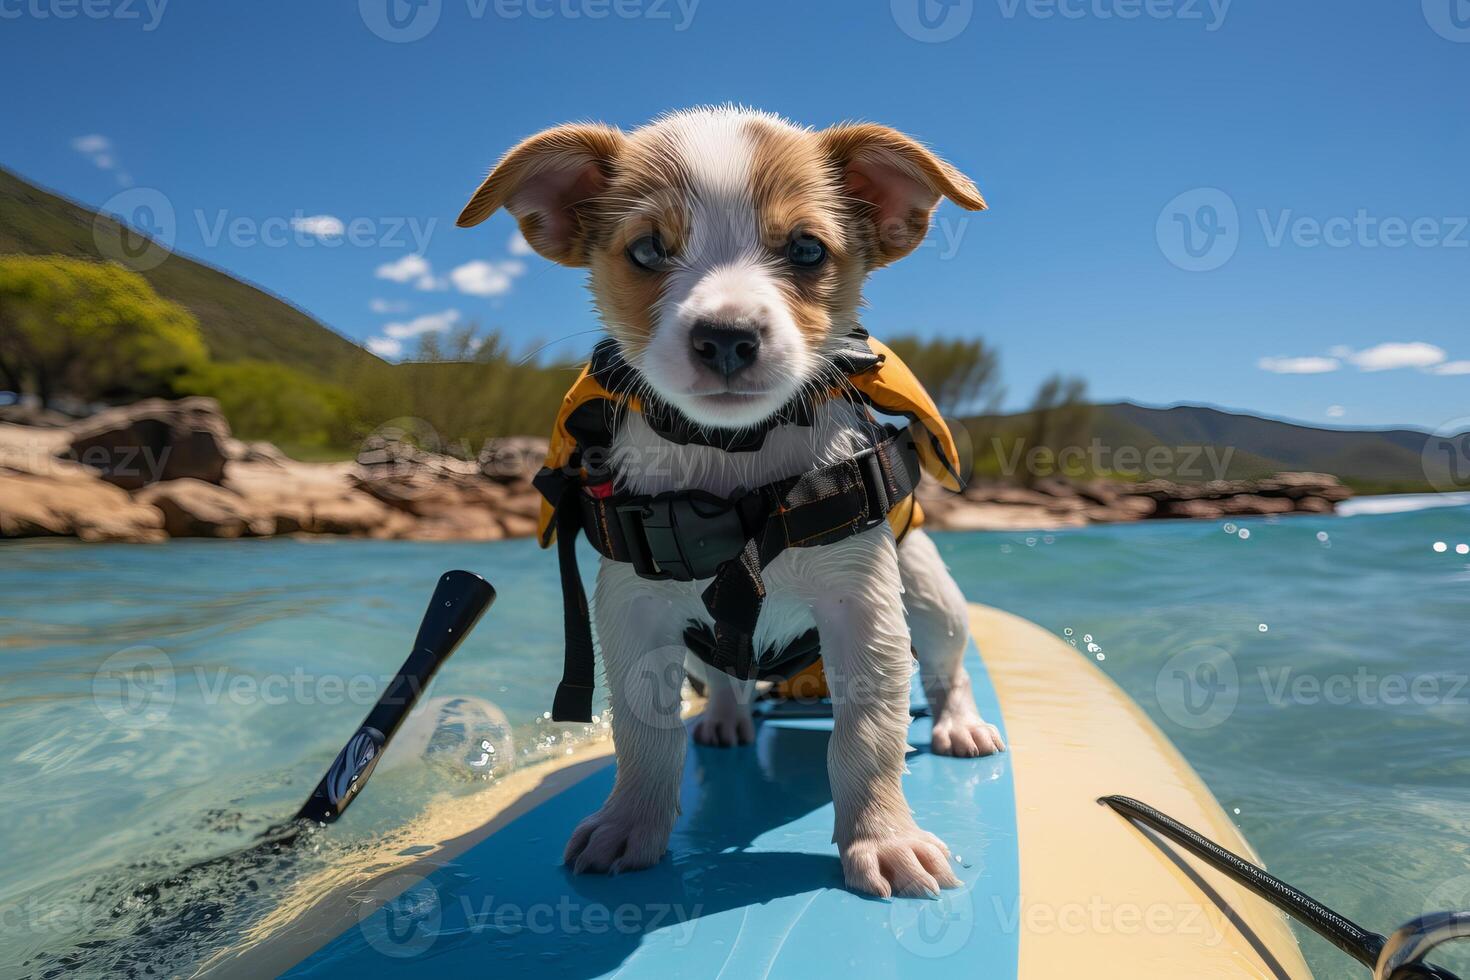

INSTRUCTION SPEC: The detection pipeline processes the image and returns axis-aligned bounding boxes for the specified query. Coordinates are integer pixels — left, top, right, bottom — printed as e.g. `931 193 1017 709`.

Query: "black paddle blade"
295 570 496 824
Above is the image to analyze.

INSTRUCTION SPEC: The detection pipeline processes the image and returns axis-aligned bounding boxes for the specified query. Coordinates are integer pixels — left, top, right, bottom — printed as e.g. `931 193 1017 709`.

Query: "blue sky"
1 0 1466 429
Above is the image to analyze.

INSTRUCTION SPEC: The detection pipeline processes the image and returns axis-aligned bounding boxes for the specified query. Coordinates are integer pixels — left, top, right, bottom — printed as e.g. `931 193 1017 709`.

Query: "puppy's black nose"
690 321 761 378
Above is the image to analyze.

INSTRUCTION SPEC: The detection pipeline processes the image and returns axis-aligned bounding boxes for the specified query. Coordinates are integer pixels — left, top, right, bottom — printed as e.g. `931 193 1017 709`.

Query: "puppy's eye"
627 234 669 271
787 234 827 268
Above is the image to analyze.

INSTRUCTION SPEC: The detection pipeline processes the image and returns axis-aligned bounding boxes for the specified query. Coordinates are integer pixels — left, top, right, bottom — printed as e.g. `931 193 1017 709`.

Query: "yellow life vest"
532 331 965 722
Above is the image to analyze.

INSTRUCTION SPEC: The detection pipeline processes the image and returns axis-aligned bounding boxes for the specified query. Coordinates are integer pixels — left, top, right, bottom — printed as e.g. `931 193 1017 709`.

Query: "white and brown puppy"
459 106 1004 899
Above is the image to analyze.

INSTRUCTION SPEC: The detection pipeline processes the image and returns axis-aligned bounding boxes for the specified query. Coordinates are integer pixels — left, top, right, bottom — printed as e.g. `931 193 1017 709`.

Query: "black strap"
545 427 921 718
550 493 597 722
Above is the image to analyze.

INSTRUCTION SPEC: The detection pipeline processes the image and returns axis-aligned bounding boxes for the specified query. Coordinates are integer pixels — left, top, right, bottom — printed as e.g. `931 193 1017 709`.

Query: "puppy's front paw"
931 710 1006 758
930 679 1006 757
563 803 673 875
841 827 961 899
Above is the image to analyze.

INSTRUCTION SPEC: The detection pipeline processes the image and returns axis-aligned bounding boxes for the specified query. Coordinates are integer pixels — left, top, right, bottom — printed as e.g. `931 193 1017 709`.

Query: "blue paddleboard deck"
279 639 1019 978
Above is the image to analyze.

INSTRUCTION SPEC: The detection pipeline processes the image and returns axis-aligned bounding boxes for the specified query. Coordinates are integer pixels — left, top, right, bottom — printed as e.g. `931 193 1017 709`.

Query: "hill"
0 166 376 377
978 402 1455 493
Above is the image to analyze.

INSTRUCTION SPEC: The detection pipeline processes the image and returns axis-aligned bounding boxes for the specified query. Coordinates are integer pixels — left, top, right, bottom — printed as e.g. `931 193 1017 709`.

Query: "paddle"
131 569 496 896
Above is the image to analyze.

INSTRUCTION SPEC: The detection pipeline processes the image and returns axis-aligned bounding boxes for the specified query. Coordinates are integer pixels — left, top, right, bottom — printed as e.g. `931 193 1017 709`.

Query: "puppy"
459 107 1004 898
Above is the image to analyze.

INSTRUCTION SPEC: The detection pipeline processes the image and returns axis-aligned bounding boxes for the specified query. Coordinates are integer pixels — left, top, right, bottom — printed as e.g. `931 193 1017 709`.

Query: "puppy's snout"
690 320 761 378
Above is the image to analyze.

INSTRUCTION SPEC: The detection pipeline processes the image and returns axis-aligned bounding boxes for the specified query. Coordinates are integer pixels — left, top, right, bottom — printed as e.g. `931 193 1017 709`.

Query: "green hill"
0 166 376 377
978 402 1456 493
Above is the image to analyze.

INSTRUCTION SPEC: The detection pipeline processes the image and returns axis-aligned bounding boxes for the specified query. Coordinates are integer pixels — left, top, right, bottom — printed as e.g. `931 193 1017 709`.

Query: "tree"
883 334 1002 417
1025 373 1092 485
0 255 206 406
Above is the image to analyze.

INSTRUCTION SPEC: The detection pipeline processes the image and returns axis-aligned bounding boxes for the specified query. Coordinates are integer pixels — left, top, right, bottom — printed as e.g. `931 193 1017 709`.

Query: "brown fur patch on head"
745 117 865 347
586 126 694 356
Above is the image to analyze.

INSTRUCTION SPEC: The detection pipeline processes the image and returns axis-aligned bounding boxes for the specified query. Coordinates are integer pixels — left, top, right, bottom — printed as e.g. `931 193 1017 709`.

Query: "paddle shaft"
294 570 496 823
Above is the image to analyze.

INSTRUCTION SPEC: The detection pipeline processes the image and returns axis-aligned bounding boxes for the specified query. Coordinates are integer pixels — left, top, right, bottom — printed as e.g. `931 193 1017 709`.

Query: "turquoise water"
1 501 1468 978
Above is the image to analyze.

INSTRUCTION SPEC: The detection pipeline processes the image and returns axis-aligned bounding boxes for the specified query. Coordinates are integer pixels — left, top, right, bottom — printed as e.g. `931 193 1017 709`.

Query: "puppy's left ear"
457 122 627 267
819 123 986 266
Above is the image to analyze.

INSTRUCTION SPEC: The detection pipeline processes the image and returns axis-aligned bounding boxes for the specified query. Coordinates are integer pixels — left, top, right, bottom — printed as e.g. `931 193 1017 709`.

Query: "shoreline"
0 398 1371 545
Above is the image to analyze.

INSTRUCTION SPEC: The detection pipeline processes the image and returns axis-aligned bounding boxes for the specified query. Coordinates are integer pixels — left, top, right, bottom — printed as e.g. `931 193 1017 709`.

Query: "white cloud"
370 298 409 314
1326 405 1346 418
1343 342 1446 372
449 259 526 297
292 214 345 238
1431 360 1470 376
71 134 111 155
383 309 461 340
374 253 443 291
71 134 131 186
366 336 403 357
1258 355 1341 375
508 231 534 256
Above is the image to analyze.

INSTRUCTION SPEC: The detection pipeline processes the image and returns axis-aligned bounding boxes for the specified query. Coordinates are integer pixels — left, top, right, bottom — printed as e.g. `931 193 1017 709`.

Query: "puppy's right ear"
457 123 626 267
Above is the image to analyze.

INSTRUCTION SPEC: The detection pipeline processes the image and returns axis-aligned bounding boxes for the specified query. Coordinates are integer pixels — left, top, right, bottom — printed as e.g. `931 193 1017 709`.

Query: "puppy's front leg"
564 570 689 875
804 536 962 898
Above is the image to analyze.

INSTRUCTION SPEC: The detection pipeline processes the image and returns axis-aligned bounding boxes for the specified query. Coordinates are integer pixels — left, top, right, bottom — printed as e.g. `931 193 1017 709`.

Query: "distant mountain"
0 166 376 377
981 402 1460 493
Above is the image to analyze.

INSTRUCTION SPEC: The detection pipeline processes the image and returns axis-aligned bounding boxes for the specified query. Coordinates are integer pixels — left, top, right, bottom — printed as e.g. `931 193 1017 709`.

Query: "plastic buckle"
855 449 891 527
616 494 747 583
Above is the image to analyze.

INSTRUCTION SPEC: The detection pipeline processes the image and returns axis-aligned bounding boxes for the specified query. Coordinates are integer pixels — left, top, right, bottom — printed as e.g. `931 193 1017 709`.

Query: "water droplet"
1095 652 1106 661
1223 523 1237 534
1316 531 1329 543
1064 628 1074 636
1258 624 1268 633
1025 536 1037 547
1237 528 1251 540
1087 642 1101 653
1433 541 1448 553
1043 535 1055 545
1233 807 1241 815
1459 544 1470 556
1083 634 1093 643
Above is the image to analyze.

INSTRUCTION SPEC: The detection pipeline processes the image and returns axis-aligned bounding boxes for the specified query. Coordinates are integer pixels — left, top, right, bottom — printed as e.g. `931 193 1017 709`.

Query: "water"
1 503 1467 978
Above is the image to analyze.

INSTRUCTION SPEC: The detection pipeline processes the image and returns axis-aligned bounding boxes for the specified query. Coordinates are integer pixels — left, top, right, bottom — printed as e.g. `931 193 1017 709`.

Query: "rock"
306 494 401 536
0 470 166 542
224 438 289 465
1294 496 1334 514
498 513 540 538
479 436 548 488
929 501 1087 532
1256 472 1353 502
65 397 232 490
134 479 273 538
1157 499 1227 520
1219 494 1296 516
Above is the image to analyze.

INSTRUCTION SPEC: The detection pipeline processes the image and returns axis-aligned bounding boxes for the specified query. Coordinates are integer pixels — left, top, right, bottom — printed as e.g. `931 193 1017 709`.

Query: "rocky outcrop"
64 397 232 489
916 472 1352 532
0 401 1359 543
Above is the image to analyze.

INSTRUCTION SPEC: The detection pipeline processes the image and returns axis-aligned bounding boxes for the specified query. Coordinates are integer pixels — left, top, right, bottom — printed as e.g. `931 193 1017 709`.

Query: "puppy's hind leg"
564 569 691 875
688 656 755 747
898 529 1006 758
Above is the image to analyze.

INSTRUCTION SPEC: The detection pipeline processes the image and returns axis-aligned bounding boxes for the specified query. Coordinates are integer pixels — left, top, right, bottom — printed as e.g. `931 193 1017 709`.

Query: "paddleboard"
210 604 1312 979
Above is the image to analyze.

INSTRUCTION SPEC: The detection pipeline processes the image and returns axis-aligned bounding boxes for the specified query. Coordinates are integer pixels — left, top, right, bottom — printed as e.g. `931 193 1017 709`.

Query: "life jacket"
533 330 964 722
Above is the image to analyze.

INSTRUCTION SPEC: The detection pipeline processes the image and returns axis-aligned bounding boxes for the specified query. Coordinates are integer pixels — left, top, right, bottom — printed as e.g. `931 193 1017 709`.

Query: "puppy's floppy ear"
818 123 986 266
457 123 626 267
